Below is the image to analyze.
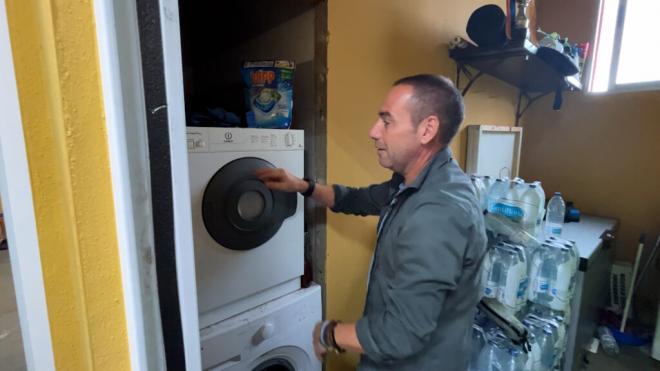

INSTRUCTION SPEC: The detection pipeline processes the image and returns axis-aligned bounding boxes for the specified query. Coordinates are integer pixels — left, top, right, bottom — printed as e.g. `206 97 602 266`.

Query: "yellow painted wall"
326 1 517 368
5 0 130 369
519 0 660 319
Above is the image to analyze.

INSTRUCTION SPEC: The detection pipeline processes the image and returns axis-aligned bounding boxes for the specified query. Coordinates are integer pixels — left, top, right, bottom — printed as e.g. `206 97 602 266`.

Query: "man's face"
369 84 421 174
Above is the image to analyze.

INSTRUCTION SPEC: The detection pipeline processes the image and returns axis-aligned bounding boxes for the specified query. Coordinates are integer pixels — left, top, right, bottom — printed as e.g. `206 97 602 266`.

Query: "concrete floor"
0 249 26 371
585 344 660 371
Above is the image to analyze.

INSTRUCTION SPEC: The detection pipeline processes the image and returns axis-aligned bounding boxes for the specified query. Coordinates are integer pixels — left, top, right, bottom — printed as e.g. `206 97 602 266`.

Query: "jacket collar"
393 147 453 191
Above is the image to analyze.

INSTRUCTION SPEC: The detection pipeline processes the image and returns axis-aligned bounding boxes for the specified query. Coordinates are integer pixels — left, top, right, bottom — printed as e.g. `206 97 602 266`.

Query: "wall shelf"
449 39 582 126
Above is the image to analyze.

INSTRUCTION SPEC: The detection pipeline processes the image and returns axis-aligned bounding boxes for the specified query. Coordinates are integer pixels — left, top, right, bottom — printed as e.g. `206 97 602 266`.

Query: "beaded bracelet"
320 320 345 354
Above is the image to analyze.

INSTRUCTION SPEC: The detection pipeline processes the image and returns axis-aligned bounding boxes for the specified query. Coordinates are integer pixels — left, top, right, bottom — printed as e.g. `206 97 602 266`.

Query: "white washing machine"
201 284 322 371
187 127 304 328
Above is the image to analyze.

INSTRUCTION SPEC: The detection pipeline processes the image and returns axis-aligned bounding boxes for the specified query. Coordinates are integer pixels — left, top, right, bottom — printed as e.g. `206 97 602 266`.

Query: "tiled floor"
0 249 26 371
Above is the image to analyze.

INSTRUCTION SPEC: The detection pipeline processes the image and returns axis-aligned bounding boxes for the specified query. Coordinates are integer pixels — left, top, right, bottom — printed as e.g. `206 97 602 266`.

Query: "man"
256 74 487 370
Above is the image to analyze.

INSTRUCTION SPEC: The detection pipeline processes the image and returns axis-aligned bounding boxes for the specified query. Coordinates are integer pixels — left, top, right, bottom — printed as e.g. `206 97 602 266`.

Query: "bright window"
588 0 660 93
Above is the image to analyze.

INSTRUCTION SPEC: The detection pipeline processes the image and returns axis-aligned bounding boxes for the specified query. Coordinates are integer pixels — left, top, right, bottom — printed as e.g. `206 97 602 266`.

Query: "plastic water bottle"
528 244 558 307
532 181 546 232
547 237 580 303
553 315 568 367
566 240 579 296
487 179 509 213
549 246 573 311
477 337 508 371
496 247 522 313
522 185 542 235
545 192 565 236
527 245 544 302
511 178 527 199
483 247 502 299
539 325 557 370
494 246 516 309
597 326 620 355
488 178 509 212
502 243 529 312
524 332 543 371
503 347 527 371
493 180 526 223
482 176 494 196
525 320 557 371
470 325 487 371
528 314 563 365
470 175 488 212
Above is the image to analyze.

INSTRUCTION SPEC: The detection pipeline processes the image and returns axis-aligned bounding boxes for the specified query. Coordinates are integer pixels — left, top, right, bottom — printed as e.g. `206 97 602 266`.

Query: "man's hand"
312 321 327 361
255 168 307 193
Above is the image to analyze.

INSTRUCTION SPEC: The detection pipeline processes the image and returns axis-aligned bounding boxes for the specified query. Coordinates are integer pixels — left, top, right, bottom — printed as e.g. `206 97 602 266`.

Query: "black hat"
466 4 507 48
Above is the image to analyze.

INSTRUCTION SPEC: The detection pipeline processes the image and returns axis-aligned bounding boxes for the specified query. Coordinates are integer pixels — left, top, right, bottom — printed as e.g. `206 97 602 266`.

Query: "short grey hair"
393 74 465 146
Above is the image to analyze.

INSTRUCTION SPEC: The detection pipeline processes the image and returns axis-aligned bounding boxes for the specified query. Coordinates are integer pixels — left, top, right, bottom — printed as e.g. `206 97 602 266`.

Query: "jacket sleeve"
330 180 393 216
355 201 471 362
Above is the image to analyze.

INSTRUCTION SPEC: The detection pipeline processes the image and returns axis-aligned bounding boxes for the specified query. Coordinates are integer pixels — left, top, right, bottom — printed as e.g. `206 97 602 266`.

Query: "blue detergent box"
241 60 295 129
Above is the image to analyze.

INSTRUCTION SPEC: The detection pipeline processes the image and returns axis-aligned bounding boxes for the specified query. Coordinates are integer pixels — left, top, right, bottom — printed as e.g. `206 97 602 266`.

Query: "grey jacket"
331 148 487 371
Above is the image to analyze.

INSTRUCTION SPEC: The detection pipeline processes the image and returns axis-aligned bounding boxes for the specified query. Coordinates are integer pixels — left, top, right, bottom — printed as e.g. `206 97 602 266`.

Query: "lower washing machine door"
208 346 315 371
248 346 313 371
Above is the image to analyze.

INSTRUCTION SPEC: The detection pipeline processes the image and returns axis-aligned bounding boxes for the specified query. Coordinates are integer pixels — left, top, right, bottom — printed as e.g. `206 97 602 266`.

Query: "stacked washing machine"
187 127 321 371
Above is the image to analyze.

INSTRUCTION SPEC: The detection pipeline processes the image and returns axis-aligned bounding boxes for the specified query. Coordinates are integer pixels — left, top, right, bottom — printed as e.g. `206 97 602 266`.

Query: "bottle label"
491 202 524 222
517 277 529 299
537 280 549 293
550 263 573 310
484 281 498 298
499 266 523 309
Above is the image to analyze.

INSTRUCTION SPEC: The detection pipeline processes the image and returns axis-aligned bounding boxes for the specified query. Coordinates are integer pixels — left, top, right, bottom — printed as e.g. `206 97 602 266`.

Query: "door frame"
93 1 175 370
156 0 203 364
0 1 56 370
94 0 202 369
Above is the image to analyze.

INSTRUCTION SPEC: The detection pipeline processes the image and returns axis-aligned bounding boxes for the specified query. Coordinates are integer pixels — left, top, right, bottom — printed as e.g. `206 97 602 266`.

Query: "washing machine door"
202 157 297 251
252 358 295 371
248 346 312 371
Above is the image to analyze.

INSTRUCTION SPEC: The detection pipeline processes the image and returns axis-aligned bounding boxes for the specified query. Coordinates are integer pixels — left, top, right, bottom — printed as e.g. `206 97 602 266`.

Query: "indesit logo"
224 132 233 143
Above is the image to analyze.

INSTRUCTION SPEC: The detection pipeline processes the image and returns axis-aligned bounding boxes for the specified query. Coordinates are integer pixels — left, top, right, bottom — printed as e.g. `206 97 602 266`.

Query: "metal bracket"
455 64 483 96
515 90 552 126
455 62 551 126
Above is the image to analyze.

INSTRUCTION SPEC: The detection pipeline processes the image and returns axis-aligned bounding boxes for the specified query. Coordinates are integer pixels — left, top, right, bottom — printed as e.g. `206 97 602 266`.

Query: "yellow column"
5 0 130 370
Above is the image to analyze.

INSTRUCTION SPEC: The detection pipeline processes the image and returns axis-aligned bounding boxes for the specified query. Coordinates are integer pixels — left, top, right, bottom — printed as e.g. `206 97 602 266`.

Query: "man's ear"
419 115 441 145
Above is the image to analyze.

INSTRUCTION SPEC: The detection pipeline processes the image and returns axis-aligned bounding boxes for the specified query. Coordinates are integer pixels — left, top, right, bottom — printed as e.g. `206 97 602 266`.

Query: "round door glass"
252 358 295 371
237 190 266 221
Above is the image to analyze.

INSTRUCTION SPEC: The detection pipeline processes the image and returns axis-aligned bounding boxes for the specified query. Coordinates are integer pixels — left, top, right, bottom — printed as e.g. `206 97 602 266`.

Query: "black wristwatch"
301 178 316 197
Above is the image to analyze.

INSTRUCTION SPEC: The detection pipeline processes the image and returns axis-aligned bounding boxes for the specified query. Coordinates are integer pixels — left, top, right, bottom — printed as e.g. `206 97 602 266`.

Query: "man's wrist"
319 319 345 354
300 178 316 197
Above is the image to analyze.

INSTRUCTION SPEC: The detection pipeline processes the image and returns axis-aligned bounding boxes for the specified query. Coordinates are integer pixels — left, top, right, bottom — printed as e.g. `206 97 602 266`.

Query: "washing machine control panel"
186 127 304 153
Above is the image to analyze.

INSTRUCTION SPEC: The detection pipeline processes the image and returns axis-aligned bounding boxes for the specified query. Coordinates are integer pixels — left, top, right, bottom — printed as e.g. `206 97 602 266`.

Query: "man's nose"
369 120 381 140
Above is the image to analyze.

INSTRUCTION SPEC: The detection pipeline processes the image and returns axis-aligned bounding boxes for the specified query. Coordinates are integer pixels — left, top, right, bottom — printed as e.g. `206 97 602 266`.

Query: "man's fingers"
255 168 277 179
262 181 286 191
255 168 287 181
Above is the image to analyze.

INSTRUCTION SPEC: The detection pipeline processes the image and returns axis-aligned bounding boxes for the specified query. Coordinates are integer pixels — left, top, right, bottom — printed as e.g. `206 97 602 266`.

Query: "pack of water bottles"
470 324 530 371
527 237 579 312
522 305 570 370
482 240 529 314
481 224 579 314
470 304 570 371
470 175 546 236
